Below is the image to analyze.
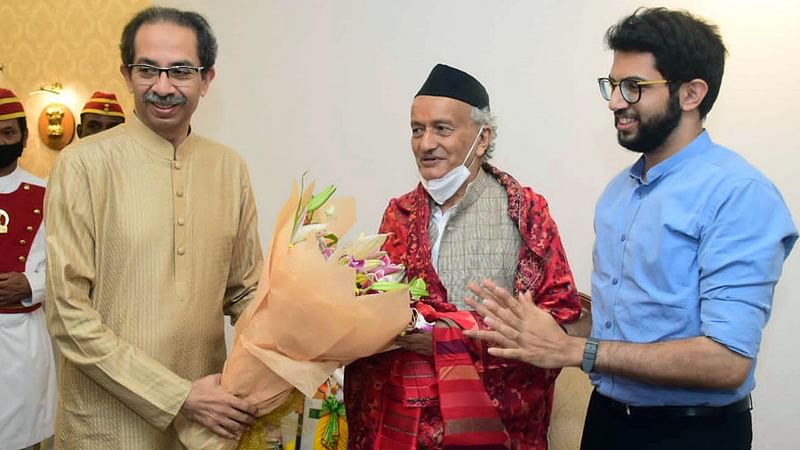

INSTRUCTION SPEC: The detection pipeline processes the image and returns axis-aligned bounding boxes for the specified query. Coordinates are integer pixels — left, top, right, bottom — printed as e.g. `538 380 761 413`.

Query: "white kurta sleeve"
22 220 46 306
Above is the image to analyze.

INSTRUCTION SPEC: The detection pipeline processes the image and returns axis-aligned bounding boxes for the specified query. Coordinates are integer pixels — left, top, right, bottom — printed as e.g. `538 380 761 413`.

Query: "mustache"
614 109 639 125
615 109 637 120
420 150 446 158
143 92 187 106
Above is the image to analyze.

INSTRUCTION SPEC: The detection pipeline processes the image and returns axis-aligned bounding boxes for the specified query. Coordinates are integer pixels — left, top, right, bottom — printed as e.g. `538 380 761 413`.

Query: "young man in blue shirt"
465 7 797 450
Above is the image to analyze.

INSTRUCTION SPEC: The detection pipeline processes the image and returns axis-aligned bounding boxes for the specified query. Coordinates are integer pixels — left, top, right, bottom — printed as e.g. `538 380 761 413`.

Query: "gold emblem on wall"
37 102 75 150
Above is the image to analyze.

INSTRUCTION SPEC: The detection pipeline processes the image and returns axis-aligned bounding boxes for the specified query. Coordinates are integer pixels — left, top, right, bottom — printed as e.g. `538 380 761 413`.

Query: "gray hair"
470 106 497 158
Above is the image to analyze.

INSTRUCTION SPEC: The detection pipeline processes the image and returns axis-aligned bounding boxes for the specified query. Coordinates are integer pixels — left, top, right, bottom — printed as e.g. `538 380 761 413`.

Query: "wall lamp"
30 82 63 96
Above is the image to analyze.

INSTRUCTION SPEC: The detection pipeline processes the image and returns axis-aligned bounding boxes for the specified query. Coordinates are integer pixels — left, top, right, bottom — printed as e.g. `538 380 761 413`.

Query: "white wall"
158 1 800 448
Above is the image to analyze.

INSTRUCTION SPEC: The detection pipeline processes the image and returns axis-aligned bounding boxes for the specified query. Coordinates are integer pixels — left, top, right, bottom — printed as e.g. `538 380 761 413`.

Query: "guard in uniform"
0 87 56 450
76 91 125 138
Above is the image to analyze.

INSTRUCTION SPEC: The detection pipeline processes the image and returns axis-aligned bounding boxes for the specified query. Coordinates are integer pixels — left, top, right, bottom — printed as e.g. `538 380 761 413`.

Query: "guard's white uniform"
0 167 56 450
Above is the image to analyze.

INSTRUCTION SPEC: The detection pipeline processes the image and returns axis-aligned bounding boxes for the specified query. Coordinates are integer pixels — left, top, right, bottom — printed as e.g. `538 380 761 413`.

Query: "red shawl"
345 164 580 449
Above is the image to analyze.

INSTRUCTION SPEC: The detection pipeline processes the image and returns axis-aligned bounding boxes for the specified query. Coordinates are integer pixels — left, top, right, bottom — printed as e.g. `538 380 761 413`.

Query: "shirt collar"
459 166 490 210
629 130 712 184
127 111 197 161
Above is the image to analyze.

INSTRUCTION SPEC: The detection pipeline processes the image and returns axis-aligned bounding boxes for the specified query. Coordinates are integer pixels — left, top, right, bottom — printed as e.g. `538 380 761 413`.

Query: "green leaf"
369 281 408 292
409 277 429 299
291 172 309 237
307 184 336 214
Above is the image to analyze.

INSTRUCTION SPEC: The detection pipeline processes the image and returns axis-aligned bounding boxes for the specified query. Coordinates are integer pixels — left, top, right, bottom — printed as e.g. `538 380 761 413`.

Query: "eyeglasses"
598 77 670 104
127 64 204 86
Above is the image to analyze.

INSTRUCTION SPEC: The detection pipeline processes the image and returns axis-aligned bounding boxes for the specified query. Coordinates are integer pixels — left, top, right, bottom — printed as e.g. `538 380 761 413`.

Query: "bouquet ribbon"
310 395 346 449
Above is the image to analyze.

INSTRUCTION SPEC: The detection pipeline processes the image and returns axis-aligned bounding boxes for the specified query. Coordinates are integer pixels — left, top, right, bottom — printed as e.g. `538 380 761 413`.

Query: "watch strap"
582 337 599 373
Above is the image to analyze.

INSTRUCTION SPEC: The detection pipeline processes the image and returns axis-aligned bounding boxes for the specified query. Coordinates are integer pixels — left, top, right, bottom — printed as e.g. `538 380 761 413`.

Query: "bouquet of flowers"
176 177 427 450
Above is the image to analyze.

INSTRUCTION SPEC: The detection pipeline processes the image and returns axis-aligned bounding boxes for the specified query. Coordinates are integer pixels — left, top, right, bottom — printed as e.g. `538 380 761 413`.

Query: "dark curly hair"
606 7 726 119
120 7 217 76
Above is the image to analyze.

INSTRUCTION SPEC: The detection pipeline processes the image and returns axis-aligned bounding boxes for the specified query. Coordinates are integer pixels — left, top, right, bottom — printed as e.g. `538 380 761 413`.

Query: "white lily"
330 233 388 261
291 223 329 245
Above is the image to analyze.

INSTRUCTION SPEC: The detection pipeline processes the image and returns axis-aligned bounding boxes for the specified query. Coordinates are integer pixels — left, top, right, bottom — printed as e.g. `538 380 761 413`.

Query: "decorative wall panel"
0 0 150 178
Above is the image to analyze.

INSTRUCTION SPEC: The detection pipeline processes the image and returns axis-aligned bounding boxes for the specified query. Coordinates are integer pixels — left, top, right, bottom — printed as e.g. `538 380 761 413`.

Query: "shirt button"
174 161 183 170
177 217 185 226
18 256 26 263
177 246 186 256
26 226 33 232
19 239 27 245
620 234 626 242
23 184 30 190
612 278 619 285
605 321 612 329
33 208 41 215
176 190 184 197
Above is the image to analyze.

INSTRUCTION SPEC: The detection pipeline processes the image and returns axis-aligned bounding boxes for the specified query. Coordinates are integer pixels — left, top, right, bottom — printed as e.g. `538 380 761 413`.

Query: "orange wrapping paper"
175 182 412 449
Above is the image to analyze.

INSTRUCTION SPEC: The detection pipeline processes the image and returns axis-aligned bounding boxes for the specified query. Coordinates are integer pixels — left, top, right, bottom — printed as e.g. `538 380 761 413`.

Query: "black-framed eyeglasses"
127 64 205 85
598 77 670 104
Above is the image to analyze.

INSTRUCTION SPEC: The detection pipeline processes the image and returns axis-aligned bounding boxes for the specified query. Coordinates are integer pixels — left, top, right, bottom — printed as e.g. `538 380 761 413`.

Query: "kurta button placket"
172 157 188 302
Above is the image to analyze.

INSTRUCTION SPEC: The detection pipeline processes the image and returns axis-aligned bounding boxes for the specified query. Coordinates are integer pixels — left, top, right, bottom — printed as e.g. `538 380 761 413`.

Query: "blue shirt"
591 131 797 406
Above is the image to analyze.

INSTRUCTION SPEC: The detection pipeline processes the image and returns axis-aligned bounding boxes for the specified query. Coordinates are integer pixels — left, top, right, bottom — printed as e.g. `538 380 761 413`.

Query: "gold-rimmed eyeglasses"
127 64 204 86
598 77 670 104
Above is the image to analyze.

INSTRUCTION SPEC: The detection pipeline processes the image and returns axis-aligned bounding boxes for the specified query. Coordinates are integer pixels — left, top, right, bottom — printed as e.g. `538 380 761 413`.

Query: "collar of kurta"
127 111 198 161
429 165 491 214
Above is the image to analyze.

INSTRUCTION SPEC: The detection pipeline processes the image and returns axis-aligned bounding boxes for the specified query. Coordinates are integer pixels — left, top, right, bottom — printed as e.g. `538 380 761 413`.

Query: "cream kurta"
44 114 263 449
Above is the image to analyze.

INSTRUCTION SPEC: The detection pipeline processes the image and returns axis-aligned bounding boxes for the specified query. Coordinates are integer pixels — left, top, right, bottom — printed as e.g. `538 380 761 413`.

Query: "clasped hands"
463 279 580 369
180 374 258 440
394 279 579 369
0 272 32 307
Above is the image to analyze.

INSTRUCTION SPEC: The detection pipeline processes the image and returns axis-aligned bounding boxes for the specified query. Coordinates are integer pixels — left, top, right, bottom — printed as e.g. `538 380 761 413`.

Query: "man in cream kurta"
45 7 262 449
45 113 261 448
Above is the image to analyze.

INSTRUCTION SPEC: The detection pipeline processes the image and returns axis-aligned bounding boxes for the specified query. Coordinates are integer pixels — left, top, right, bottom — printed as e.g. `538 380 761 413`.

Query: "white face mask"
420 126 484 205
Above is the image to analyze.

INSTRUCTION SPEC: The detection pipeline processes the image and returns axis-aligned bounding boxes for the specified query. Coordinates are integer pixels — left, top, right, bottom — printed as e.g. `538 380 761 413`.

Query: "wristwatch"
582 337 599 373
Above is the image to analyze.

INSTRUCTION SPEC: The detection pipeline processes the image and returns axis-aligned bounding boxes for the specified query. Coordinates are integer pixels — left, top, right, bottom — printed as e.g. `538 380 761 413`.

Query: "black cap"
415 64 490 110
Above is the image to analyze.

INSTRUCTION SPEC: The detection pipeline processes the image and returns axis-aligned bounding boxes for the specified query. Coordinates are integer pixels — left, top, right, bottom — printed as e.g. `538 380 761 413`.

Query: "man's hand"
395 331 434 356
463 279 582 369
0 272 32 306
180 374 258 440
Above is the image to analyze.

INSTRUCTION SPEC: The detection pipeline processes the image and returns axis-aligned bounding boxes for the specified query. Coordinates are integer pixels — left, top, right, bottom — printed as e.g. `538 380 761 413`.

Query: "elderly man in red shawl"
344 64 581 449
